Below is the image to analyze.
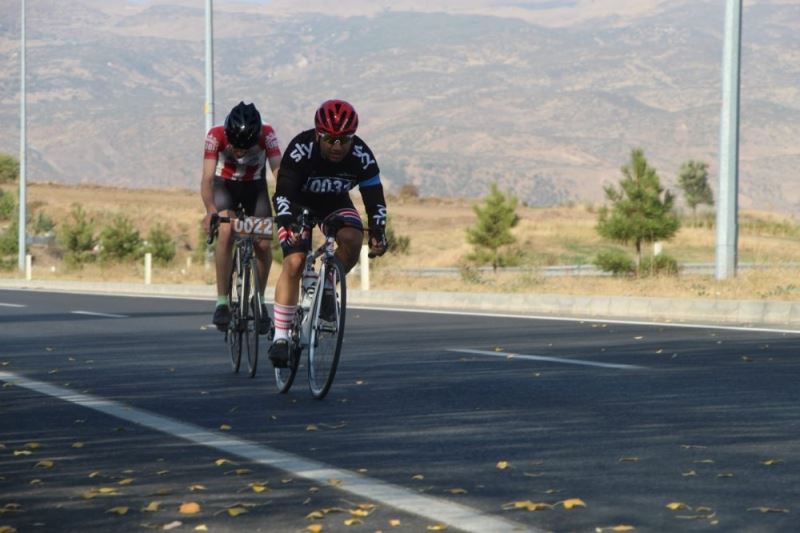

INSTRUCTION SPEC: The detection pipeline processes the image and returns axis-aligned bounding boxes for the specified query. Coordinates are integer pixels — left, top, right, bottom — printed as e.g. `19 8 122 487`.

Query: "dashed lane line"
0 302 26 308
0 370 541 533
448 348 645 370
70 310 129 318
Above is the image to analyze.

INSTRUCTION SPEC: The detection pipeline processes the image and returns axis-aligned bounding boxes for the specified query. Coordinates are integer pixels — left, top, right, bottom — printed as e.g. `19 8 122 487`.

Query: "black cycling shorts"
213 177 272 217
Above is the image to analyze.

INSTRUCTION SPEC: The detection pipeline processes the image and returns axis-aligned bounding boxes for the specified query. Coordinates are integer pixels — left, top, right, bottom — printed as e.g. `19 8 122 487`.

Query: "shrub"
593 249 635 276
640 253 679 277
100 214 141 261
0 218 18 255
32 211 55 235
144 223 176 265
0 190 15 221
59 204 97 265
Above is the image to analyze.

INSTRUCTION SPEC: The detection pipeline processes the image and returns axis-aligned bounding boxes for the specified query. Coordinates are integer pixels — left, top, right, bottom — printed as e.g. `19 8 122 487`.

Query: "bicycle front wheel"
274 308 302 393
307 257 346 399
228 255 243 373
244 257 260 378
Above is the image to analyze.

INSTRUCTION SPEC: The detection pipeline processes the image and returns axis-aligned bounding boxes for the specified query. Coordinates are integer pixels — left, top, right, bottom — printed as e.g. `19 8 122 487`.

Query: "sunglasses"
319 133 354 145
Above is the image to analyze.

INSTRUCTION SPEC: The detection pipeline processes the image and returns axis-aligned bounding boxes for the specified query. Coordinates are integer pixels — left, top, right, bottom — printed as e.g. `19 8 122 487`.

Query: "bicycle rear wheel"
244 257 260 378
274 308 302 393
307 257 346 399
227 254 243 373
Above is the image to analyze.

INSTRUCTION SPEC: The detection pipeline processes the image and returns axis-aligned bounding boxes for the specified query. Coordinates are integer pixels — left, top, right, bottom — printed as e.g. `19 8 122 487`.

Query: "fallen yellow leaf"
389 519 401 526
448 488 467 494
24 443 41 450
179 502 201 514
250 483 270 493
427 525 448 531
761 459 782 466
227 506 248 517
344 518 362 526
12 450 32 456
496 461 510 470
0 526 18 533
117 478 134 485
189 484 207 492
105 506 129 515
560 498 587 509
233 469 251 476
306 525 323 533
34 460 55 469
219 424 232 431
412 474 425 480
349 508 371 517
306 511 325 520
328 479 343 487
666 502 691 511
97 487 118 494
595 526 636 532
71 442 85 449
502 500 552 512
142 501 161 512
306 425 319 432
194 526 208 532
214 458 232 466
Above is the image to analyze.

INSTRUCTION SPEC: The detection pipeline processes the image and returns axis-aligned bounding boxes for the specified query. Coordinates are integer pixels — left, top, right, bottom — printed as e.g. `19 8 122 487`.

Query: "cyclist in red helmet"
201 101 282 332
268 99 388 367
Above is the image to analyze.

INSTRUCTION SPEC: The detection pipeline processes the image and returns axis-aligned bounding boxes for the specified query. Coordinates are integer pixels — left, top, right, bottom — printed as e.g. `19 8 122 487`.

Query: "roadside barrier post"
360 244 369 291
144 253 152 285
25 254 32 281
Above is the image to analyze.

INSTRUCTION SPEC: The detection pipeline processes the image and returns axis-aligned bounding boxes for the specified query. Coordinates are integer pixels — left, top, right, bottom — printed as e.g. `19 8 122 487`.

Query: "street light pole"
205 0 214 133
715 0 742 280
18 0 27 272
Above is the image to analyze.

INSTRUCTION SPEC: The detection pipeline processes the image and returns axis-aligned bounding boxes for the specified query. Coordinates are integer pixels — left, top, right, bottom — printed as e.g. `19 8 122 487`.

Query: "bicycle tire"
274 308 302 393
307 256 346 399
227 250 243 373
244 256 260 378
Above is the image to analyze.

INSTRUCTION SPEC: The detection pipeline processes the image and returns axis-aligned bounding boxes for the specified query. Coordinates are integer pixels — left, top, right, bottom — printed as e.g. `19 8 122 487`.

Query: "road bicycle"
208 211 273 378
274 209 347 400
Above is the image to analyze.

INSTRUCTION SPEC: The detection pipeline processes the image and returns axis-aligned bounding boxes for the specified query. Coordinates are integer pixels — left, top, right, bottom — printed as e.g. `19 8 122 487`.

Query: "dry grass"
3 182 800 301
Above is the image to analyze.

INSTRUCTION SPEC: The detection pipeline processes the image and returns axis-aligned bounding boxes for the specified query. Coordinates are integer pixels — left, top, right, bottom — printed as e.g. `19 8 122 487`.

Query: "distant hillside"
0 0 798 213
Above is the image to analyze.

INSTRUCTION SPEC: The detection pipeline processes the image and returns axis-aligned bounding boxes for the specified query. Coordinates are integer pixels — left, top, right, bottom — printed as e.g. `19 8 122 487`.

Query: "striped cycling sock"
273 303 296 342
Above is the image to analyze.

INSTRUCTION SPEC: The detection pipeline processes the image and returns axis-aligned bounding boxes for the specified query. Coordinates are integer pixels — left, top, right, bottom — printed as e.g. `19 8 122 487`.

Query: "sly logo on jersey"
303 176 354 194
353 145 376 170
289 142 314 162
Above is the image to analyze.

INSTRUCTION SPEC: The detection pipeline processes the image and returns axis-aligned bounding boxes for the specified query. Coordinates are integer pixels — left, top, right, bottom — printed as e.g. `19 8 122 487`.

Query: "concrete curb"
2 279 800 330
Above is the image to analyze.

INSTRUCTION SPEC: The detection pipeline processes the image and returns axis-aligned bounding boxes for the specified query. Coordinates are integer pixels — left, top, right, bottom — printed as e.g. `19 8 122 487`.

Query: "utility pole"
18 0 27 272
205 0 215 132
715 0 742 280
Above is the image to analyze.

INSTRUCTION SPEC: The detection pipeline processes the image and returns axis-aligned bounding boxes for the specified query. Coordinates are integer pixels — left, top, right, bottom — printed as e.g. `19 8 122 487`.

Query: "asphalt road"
0 289 798 533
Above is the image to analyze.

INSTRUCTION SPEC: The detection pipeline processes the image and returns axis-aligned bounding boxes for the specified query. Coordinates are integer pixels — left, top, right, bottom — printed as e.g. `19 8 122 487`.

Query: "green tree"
596 148 680 272
466 182 520 272
0 154 19 184
59 204 97 265
677 160 714 216
143 223 176 265
100 214 142 261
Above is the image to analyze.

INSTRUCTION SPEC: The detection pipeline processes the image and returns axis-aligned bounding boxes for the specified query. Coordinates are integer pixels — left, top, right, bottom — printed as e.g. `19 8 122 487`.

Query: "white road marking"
0 371 540 533
351 305 800 335
448 348 645 370
71 310 128 318
0 302 26 308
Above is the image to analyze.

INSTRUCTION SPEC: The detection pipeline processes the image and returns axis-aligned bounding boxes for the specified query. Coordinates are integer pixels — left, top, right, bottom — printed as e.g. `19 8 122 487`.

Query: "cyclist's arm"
201 158 218 232
359 174 388 232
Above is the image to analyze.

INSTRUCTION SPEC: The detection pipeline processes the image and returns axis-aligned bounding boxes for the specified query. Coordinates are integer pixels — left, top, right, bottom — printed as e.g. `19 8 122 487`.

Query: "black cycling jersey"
273 129 387 230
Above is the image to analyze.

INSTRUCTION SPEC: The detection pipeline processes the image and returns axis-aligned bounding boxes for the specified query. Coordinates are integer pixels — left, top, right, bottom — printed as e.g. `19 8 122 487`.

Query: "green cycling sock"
217 295 229 306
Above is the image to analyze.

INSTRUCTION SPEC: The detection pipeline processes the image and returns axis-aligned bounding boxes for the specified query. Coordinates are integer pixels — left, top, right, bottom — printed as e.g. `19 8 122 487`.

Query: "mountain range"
0 0 798 214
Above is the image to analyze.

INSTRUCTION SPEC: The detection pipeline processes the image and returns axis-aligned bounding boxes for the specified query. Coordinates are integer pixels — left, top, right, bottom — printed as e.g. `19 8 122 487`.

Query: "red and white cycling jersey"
203 124 281 181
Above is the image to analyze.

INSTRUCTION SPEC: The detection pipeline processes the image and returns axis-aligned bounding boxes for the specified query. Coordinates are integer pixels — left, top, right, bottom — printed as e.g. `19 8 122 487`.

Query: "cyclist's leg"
322 206 364 273
269 246 305 366
212 178 236 327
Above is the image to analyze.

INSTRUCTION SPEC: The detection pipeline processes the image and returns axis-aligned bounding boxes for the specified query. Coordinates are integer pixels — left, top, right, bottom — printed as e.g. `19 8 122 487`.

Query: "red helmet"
314 99 358 135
